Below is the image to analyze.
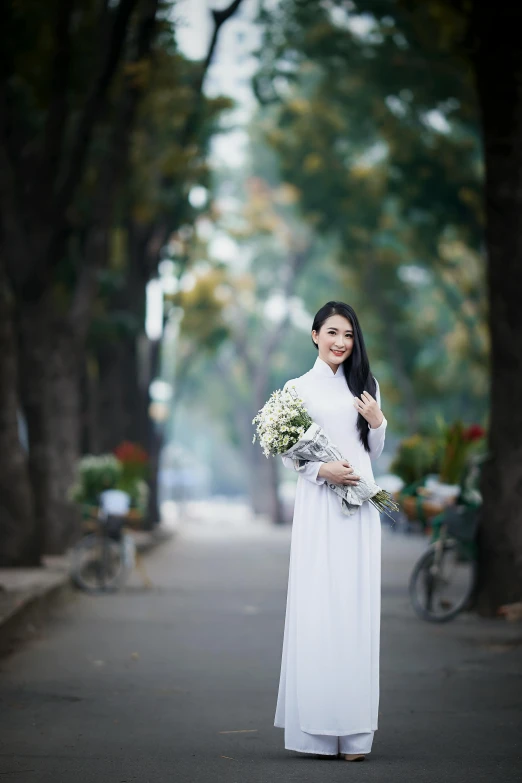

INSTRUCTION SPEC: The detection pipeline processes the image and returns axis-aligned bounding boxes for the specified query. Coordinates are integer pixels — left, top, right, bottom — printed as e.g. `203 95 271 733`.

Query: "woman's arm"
368 378 387 460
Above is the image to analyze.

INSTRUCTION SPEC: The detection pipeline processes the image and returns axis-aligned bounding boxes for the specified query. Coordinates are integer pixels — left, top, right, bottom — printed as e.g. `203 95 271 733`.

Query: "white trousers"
283 718 374 755
277 660 375 755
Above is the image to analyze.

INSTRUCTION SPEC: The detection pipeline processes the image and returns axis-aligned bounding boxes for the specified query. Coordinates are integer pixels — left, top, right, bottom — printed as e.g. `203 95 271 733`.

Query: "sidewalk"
0 524 174 655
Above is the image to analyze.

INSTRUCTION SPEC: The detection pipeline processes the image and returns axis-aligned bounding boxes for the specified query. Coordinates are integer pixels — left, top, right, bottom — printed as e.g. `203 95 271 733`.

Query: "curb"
0 524 175 659
0 575 74 659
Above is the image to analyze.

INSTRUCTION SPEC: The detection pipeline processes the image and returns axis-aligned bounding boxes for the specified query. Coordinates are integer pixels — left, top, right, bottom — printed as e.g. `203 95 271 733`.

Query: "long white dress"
274 355 387 755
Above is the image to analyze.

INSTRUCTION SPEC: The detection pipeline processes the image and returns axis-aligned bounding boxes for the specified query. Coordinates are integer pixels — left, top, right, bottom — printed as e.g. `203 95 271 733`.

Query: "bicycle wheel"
71 533 128 593
409 540 477 622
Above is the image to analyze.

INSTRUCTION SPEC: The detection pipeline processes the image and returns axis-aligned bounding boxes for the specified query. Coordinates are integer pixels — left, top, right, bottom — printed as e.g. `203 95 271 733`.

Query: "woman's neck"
319 354 339 374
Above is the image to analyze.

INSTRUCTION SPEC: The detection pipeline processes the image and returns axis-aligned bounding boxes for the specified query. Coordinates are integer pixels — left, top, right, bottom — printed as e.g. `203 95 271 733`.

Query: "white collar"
312 355 346 379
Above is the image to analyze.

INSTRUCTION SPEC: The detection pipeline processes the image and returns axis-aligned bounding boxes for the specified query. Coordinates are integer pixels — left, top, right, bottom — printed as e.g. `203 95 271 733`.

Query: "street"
0 502 521 782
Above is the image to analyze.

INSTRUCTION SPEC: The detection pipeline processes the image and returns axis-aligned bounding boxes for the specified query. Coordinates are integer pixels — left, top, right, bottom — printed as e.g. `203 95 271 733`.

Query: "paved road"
0 505 521 782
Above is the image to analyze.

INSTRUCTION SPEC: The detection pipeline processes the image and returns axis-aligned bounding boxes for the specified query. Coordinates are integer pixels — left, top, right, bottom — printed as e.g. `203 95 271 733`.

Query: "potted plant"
71 442 150 527
391 422 486 529
71 454 122 507
389 434 442 486
429 421 486 503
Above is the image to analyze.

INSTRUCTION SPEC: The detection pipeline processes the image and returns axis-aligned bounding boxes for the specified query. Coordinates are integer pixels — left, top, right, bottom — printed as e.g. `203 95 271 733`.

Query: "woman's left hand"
353 391 384 429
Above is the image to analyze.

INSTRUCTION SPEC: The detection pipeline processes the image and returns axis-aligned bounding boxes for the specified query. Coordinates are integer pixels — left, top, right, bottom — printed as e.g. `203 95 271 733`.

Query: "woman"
274 301 387 761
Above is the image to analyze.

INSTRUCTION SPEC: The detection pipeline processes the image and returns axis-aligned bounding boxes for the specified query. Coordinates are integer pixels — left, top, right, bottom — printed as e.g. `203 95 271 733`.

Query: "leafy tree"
255 0 522 614
194 170 345 520
0 0 244 562
254 0 487 434
0 0 153 558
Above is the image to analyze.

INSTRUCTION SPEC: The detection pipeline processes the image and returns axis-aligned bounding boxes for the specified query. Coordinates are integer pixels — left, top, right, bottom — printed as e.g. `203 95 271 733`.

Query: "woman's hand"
318 460 361 485
353 390 384 429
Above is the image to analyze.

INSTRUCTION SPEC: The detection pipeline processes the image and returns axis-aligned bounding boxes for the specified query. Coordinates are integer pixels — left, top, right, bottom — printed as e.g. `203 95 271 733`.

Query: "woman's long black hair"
311 300 377 453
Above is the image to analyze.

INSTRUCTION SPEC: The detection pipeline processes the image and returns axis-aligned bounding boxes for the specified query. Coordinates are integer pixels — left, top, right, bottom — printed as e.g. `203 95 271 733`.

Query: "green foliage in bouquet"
389 434 442 485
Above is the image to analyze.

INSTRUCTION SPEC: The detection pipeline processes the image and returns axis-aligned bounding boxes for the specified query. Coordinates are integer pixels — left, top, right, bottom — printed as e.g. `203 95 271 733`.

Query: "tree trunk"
95 340 142 452
81 354 101 455
17 300 82 554
471 2 522 614
0 269 38 566
144 337 162 527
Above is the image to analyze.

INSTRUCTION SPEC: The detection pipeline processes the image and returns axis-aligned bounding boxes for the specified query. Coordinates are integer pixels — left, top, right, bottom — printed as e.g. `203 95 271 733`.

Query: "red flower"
113 441 149 464
463 424 486 442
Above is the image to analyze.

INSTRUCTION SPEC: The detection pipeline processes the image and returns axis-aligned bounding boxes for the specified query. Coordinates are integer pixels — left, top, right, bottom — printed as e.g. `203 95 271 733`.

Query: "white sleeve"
281 453 326 485
368 378 387 460
280 380 326 485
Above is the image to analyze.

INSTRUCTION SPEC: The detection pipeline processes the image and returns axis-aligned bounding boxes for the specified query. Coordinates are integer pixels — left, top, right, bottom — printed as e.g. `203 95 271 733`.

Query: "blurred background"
1 0 520 616
2 1 522 779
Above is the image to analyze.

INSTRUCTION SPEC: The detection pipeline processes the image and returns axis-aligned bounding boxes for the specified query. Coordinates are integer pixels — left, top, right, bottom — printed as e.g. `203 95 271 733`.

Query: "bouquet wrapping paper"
282 421 382 516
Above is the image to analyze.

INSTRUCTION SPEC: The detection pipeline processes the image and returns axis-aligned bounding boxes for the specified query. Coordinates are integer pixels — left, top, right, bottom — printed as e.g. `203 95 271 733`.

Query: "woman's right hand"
317 460 361 485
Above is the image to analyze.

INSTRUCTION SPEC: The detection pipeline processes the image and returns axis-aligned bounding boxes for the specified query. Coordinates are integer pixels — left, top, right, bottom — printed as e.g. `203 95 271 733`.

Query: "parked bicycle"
408 454 485 623
71 490 137 593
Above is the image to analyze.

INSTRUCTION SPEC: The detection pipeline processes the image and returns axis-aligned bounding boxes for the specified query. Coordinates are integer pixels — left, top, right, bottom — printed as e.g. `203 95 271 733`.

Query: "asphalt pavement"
0 501 521 782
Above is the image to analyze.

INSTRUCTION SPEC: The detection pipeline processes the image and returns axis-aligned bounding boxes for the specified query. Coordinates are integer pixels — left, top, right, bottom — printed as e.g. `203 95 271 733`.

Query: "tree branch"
45 0 73 177
180 0 245 147
56 0 140 215
125 0 244 297
70 0 160 338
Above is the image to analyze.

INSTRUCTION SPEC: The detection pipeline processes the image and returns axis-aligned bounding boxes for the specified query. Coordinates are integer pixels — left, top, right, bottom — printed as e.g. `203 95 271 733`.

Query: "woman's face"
312 314 354 370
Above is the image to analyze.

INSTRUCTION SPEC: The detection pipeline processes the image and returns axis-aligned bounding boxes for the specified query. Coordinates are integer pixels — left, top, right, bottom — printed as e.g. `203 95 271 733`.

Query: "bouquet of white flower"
253 385 399 519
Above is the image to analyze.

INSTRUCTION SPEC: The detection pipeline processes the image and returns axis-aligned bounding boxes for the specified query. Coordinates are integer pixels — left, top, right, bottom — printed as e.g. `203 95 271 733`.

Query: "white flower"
252 385 312 457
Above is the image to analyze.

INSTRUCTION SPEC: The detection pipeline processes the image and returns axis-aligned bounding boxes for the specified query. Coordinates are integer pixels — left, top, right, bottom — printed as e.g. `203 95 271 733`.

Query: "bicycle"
408 454 485 623
70 490 138 593
409 505 479 622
